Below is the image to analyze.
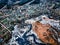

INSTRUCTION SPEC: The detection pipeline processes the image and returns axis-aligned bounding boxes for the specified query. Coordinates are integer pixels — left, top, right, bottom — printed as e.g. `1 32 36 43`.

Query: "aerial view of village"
0 0 60 45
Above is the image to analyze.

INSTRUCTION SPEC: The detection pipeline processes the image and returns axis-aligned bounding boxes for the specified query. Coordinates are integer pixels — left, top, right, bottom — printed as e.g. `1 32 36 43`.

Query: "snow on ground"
7 15 60 45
